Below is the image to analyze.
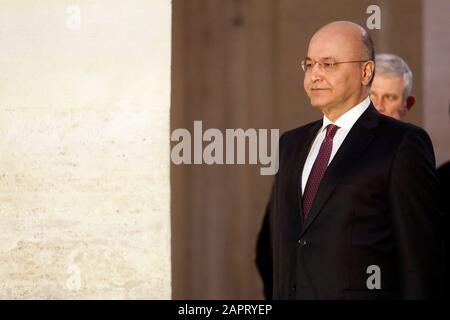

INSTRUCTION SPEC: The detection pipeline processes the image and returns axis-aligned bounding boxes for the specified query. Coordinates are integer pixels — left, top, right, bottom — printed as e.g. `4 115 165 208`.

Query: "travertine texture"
0 0 171 299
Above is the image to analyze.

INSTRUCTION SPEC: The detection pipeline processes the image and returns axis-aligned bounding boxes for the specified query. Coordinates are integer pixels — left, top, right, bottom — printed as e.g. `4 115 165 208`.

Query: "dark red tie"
302 124 340 220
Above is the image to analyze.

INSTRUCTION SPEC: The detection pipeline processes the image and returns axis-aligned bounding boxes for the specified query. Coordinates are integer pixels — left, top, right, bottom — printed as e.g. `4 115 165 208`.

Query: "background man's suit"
260 103 445 299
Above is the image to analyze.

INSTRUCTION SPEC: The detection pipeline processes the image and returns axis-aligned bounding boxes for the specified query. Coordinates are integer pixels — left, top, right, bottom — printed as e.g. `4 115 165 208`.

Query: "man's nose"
310 63 324 82
375 100 385 112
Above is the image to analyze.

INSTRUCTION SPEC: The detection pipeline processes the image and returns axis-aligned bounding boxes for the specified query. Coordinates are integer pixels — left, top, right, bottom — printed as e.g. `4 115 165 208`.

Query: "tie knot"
325 124 340 139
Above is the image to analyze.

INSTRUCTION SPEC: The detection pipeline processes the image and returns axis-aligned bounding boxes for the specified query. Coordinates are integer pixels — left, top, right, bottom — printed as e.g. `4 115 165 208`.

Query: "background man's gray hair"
375 53 413 100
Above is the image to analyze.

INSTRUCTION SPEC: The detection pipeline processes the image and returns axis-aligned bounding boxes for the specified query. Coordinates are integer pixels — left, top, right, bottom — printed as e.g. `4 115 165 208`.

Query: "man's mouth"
311 88 330 92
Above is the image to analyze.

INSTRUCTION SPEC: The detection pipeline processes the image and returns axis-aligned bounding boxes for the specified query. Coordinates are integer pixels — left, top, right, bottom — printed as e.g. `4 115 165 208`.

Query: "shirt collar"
322 96 371 132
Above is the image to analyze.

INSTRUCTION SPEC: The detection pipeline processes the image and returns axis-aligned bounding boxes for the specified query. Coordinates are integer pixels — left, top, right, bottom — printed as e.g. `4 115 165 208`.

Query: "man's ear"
406 96 415 110
362 61 375 85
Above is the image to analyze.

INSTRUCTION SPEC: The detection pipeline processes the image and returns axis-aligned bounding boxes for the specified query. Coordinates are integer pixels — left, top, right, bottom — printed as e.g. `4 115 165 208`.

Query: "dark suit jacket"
437 161 450 297
437 161 450 218
258 104 445 299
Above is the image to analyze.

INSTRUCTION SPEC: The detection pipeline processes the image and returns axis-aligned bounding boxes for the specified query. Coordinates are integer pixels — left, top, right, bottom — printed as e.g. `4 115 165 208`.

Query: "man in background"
437 103 450 218
437 103 450 297
370 53 415 119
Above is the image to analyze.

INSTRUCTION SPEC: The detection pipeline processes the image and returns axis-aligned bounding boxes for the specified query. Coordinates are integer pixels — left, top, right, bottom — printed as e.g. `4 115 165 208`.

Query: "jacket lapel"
299 104 380 238
294 121 323 221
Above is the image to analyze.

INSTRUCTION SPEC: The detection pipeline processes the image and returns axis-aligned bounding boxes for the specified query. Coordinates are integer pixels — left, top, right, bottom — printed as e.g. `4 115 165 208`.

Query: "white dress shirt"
301 96 371 194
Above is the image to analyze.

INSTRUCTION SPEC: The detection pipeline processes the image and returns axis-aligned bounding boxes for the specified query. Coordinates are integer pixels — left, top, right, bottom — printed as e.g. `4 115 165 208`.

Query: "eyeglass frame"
300 57 372 72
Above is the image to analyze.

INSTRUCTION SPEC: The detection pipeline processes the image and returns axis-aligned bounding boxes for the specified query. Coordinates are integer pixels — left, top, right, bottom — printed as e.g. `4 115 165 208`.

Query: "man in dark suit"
437 103 450 296
256 21 445 300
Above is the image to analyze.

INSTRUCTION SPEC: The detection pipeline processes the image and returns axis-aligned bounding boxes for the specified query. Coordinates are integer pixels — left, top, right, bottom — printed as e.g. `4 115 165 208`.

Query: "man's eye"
305 62 313 68
386 95 397 101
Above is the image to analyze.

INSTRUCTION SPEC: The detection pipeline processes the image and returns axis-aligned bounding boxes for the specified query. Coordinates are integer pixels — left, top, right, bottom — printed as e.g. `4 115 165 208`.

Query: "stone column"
0 0 171 299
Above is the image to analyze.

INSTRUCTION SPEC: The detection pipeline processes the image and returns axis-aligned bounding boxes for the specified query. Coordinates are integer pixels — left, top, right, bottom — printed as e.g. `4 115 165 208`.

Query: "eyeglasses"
301 58 370 72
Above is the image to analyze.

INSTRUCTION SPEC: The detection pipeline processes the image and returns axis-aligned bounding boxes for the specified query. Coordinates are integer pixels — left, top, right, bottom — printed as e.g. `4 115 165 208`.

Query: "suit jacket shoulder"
278 120 322 156
377 113 433 143
281 120 322 142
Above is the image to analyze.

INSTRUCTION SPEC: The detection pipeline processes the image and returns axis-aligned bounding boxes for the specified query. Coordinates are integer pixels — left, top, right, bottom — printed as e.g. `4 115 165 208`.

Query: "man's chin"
309 98 329 109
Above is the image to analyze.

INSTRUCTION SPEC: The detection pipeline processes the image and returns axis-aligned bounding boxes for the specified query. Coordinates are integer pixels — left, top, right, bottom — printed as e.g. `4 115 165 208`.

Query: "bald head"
310 21 374 62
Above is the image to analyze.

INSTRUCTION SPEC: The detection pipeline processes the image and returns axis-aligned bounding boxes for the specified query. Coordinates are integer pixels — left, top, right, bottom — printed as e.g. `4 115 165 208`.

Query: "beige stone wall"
0 1 171 299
